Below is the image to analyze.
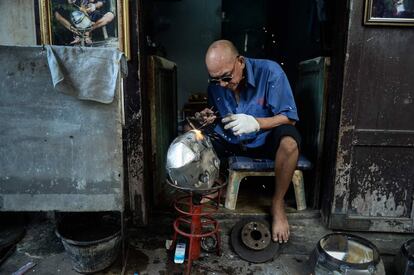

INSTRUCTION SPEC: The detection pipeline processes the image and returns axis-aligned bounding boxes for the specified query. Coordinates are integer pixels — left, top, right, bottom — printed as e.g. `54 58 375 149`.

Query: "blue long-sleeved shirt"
207 57 298 148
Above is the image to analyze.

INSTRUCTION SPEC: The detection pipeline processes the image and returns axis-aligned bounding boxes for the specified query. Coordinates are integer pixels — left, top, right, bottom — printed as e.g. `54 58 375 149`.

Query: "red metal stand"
171 191 222 275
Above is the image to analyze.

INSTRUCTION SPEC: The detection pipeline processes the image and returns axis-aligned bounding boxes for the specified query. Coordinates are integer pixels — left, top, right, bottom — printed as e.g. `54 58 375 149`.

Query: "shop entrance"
144 0 342 214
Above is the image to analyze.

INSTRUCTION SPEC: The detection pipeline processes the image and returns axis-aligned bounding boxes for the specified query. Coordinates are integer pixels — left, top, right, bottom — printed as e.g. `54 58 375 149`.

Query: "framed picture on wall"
39 0 130 58
364 0 414 26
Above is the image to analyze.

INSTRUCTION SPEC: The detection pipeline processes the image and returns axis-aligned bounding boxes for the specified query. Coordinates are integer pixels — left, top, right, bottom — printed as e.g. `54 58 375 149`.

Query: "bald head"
205 40 239 72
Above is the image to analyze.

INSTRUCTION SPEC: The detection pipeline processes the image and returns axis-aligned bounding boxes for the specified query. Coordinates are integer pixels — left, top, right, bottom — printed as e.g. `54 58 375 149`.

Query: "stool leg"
102 26 108 39
292 170 306 211
225 171 244 210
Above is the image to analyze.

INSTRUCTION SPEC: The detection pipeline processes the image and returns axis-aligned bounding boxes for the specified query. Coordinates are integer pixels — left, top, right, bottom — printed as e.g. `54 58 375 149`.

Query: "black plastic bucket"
55 213 121 274
394 239 414 275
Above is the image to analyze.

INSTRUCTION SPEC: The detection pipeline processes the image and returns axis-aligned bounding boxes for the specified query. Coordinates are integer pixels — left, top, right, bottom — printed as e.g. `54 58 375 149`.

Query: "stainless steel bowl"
309 233 385 274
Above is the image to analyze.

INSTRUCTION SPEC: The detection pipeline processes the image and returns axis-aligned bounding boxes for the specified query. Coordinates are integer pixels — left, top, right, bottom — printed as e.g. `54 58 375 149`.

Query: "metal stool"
224 154 312 211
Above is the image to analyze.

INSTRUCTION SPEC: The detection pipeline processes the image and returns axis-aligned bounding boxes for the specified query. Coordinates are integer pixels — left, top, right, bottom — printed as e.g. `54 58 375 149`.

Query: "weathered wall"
329 0 414 232
0 46 123 211
0 0 36 45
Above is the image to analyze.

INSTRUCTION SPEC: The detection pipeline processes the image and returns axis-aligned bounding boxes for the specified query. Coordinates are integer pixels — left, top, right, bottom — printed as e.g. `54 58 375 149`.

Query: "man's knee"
278 136 298 156
103 12 115 22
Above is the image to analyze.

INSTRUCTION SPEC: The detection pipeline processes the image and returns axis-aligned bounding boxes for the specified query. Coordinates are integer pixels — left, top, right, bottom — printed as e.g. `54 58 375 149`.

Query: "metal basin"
309 233 385 274
394 239 414 275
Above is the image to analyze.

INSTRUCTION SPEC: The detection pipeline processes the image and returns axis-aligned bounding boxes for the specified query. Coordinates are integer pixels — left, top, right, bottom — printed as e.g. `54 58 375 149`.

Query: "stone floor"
0 212 314 275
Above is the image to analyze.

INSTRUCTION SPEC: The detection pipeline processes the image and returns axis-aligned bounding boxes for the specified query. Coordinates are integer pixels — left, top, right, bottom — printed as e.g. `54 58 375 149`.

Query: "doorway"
144 0 341 213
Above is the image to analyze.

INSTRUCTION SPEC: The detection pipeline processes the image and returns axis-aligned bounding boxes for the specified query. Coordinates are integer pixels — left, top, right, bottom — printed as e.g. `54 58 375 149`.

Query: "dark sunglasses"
208 75 233 84
208 56 239 85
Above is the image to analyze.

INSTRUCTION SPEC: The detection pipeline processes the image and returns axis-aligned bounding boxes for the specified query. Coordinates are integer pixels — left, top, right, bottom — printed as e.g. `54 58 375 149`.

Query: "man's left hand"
222 114 260 135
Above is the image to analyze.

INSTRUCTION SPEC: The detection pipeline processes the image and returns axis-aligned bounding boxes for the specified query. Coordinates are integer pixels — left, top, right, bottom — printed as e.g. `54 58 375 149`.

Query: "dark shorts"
210 124 301 161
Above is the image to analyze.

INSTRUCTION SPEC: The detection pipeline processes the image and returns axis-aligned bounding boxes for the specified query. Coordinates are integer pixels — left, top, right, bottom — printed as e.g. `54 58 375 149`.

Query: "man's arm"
256 114 296 130
54 11 80 35
262 66 298 130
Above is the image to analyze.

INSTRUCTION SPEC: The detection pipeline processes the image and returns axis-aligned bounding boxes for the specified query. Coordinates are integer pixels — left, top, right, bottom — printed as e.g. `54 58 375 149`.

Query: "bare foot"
272 202 290 243
70 36 81 44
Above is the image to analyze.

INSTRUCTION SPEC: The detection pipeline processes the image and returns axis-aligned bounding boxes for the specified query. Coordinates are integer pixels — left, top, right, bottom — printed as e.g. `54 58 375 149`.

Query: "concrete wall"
152 0 221 111
0 0 36 45
0 46 123 211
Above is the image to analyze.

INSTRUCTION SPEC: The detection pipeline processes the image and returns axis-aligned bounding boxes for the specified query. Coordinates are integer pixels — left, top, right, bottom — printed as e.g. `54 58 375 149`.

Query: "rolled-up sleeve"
266 71 299 121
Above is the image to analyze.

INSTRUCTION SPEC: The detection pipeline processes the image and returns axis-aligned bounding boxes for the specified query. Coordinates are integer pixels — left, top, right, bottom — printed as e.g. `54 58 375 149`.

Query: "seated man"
199 40 300 244
54 0 115 45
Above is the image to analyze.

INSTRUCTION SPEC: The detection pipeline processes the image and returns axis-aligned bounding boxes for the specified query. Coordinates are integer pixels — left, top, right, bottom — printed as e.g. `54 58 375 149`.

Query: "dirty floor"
1 181 413 274
1 209 411 275
0 212 314 275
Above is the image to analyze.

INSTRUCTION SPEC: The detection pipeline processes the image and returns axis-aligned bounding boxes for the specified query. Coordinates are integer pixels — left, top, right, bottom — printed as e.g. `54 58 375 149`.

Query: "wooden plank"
353 129 414 146
147 56 177 206
295 57 330 208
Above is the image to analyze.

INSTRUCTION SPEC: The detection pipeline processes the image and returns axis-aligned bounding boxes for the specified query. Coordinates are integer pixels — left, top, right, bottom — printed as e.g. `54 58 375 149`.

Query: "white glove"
222 114 260 136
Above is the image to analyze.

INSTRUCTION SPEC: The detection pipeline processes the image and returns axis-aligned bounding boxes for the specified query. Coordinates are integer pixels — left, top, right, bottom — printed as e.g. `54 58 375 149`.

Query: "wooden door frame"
124 0 152 225
320 0 350 224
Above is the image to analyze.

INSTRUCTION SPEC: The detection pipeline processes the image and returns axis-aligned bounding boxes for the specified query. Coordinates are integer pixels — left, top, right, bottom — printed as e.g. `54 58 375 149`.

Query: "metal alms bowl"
166 130 220 192
309 233 385 274
70 10 93 30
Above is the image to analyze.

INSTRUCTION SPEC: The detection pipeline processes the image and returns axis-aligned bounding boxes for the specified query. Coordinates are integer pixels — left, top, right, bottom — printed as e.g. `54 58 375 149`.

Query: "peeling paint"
368 163 380 173
75 179 87 190
351 190 406 217
127 104 146 224
332 123 355 212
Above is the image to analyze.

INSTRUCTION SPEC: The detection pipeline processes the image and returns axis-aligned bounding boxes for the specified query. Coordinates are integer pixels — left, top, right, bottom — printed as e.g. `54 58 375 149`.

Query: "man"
200 40 300 243
54 0 115 45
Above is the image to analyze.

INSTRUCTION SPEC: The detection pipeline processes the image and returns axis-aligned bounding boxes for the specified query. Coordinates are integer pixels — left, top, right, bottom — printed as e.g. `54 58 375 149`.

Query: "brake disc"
231 218 280 263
